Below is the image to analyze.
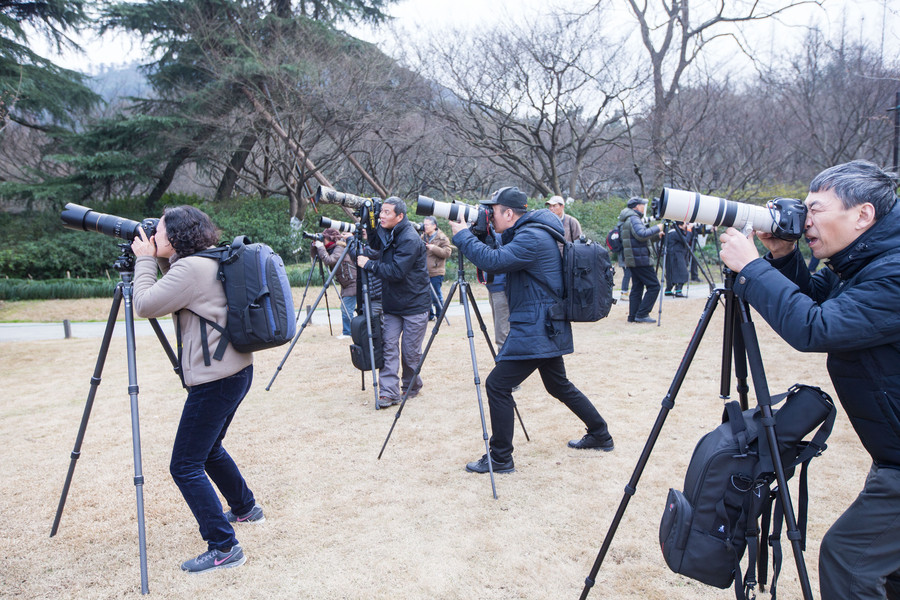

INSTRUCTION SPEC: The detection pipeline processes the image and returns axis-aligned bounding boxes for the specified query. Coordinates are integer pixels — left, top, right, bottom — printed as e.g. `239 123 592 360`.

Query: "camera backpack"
349 313 383 371
659 384 835 599
524 223 616 322
605 225 624 254
188 236 296 358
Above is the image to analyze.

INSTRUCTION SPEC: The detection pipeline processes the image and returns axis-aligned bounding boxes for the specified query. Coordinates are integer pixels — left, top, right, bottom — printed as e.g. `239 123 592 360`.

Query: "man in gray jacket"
618 197 664 323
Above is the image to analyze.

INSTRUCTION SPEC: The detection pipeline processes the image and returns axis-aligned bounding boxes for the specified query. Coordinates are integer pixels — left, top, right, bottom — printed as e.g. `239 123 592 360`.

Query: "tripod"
50 248 181 595
578 269 814 600
377 250 529 499
295 249 353 337
267 234 380 407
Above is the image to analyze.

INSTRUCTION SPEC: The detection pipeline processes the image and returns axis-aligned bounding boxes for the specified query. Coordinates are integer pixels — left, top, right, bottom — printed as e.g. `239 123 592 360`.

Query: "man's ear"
857 203 877 229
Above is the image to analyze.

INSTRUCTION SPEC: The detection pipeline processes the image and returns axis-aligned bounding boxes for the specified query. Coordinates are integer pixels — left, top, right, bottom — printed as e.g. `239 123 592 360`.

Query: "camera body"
61 203 159 242
416 195 493 240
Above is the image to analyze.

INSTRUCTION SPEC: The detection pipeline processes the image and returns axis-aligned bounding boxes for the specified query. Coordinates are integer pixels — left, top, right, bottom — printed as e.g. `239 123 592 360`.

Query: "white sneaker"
336 334 351 340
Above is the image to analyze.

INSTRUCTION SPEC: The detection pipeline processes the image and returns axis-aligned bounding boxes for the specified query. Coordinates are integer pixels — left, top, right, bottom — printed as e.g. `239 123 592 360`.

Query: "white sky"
34 0 900 74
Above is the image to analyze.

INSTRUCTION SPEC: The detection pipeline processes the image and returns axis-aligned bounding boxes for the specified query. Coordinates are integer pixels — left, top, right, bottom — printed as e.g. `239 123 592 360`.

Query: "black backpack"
659 384 836 599
188 236 296 361
349 313 383 372
606 225 623 254
525 224 616 322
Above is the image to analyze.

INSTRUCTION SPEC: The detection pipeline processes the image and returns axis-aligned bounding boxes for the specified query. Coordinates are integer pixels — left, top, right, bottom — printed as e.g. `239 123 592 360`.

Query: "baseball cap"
545 195 565 206
627 197 648 208
483 186 528 210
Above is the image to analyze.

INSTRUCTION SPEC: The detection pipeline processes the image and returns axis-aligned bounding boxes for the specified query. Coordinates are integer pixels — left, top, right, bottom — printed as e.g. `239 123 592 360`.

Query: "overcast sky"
36 0 900 74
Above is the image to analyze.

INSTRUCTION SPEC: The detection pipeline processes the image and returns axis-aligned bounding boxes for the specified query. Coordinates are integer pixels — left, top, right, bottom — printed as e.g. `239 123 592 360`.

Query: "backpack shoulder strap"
179 244 232 365
516 222 567 304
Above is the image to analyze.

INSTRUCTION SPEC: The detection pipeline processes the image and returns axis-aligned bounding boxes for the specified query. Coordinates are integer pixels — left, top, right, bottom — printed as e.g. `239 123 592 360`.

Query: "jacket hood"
509 208 565 237
618 207 639 223
826 201 900 279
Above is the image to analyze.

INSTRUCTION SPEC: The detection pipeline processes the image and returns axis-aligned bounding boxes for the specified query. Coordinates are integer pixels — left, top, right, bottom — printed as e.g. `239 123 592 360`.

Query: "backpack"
659 384 836 599
525 224 616 322
349 313 383 371
189 236 296 360
606 225 623 254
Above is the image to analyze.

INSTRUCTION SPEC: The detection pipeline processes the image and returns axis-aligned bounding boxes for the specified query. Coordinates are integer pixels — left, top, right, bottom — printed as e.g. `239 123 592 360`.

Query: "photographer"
421 216 452 321
130 206 262 574
313 228 356 339
449 187 613 474
719 160 900 600
664 222 693 297
357 198 431 409
618 197 664 323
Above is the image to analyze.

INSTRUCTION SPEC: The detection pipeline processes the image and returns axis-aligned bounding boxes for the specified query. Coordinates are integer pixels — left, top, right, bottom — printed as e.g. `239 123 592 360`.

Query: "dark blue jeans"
429 275 444 318
170 364 255 551
628 265 661 320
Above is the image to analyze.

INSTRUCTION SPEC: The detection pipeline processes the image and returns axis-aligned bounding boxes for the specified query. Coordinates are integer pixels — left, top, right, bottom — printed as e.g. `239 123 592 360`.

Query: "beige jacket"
421 229 452 277
133 254 252 387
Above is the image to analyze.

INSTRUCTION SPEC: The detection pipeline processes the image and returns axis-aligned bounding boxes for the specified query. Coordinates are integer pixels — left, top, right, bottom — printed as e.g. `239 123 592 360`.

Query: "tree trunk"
214 132 258 202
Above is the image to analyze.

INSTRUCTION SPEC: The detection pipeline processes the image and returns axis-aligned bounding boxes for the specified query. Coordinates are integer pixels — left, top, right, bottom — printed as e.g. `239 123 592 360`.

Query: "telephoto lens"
315 186 371 210
416 195 485 225
61 203 158 241
657 188 806 241
302 231 325 242
318 216 357 233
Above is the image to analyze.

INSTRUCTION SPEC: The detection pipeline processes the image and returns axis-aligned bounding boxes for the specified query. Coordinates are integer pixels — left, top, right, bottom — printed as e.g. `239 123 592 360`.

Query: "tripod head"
113 244 137 273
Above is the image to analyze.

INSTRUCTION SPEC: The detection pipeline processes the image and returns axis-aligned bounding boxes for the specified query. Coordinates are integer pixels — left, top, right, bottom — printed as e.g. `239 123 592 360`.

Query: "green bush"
0 278 118 300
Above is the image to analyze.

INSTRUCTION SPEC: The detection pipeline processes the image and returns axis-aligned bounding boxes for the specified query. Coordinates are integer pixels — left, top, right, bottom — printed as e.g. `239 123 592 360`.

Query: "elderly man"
618 196 664 323
545 195 582 243
450 187 613 474
357 198 431 409
719 160 900 600
421 215 452 320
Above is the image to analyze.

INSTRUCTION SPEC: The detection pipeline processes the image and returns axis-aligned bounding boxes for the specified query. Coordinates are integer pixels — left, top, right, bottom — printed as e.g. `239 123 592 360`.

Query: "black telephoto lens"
61 203 158 241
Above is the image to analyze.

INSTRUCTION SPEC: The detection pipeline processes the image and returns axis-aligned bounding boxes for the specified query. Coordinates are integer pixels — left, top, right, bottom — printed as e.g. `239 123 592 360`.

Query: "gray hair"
383 196 407 217
423 216 437 227
809 160 898 219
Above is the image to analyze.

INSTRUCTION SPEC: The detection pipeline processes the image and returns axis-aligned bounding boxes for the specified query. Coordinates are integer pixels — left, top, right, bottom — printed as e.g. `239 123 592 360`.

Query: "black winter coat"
453 209 572 361
618 207 662 268
734 203 900 467
363 216 431 316
664 226 693 285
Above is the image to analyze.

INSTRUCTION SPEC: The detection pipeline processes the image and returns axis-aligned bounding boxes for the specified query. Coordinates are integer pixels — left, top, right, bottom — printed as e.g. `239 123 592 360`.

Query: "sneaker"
336 334 351 340
664 290 674 296
633 316 656 324
376 396 399 410
465 454 515 474
225 503 265 524
568 433 615 451
181 544 246 573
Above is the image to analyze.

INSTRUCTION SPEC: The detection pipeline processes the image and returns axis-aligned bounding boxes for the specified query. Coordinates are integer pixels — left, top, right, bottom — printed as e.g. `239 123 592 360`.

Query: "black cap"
483 186 528 209
627 196 648 208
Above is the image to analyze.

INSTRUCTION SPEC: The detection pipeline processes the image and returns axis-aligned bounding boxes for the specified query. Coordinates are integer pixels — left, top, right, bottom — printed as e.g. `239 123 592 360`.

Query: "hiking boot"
225 503 265 524
181 544 246 573
465 454 515 474
376 396 399 410
568 433 615 451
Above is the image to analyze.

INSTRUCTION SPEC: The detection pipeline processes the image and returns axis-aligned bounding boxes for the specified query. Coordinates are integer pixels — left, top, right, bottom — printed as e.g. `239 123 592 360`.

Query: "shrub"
0 278 118 300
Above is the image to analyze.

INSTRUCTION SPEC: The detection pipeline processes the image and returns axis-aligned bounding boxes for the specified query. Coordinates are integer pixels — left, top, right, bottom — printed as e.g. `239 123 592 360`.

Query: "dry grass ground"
0 283 870 599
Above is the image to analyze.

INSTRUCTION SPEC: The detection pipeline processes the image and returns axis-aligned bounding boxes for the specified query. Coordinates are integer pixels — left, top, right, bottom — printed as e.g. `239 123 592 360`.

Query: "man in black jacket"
618 197 664 323
450 187 612 474
358 197 431 409
719 160 900 600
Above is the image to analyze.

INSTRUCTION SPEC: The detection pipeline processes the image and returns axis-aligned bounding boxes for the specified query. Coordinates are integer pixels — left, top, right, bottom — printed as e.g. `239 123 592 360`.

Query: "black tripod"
377 249 529 499
267 233 380 407
578 270 814 600
50 248 181 595
295 249 352 337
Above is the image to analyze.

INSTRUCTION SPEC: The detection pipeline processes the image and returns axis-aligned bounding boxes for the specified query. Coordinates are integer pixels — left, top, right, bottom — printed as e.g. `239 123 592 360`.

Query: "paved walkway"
0 299 493 343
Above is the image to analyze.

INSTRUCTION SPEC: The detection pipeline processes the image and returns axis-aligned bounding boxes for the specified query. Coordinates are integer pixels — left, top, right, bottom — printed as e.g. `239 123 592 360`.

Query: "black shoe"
633 316 656 324
568 433 614 451
465 454 515 474
376 397 399 410
664 290 674 296
675 292 686 298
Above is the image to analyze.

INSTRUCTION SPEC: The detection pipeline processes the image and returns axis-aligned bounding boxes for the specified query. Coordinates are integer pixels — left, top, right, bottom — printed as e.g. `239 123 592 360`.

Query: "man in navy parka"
450 187 613 475
719 160 900 600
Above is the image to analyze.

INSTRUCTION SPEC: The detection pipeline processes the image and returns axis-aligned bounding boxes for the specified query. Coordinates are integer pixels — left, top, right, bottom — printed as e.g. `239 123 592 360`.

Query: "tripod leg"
427 281 450 325
459 280 498 499
319 260 334 336
294 255 319 324
579 288 724 600
378 280 459 458
267 242 354 390
51 283 123 538
465 284 529 442
360 273 380 406
737 309 814 600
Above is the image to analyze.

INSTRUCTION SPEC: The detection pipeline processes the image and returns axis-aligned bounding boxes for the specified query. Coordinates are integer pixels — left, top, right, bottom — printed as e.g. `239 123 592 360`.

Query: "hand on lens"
719 227 760 273
314 241 324 248
449 218 467 235
357 255 369 268
130 228 156 257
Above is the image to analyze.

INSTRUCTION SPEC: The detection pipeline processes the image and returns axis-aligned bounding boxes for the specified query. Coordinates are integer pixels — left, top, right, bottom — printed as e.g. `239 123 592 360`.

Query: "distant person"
421 216 452 320
131 206 262 574
664 222 693 297
313 228 356 339
618 197 664 323
545 195 582 242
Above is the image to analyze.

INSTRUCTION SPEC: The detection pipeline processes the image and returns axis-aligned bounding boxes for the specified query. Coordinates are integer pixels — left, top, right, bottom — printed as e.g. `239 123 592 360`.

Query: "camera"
656 188 807 241
410 221 423 233
302 231 325 242
415 196 492 239
314 186 373 210
61 203 159 241
319 216 357 233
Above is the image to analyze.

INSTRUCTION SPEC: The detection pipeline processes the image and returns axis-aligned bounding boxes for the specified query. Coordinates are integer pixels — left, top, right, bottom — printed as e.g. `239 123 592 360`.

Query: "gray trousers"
488 290 510 350
818 463 900 600
379 312 428 401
